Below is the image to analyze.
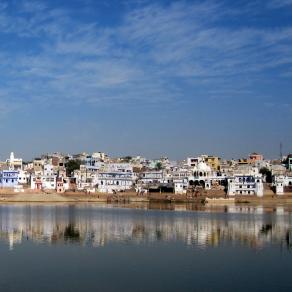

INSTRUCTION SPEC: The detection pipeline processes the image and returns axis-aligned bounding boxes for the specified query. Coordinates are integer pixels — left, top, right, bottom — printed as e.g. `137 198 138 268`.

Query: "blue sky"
0 0 291 160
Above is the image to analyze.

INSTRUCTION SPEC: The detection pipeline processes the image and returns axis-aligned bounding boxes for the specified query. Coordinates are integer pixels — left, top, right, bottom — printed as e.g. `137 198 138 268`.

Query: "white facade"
174 179 188 194
274 176 284 195
274 175 292 195
44 164 54 176
228 175 263 197
31 175 57 190
97 172 134 193
105 163 133 173
188 162 226 189
138 171 164 184
6 152 23 170
92 152 107 161
187 157 201 167
17 170 28 185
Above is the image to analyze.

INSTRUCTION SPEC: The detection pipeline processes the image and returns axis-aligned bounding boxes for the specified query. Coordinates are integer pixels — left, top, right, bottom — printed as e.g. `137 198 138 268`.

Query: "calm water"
1 203 292 291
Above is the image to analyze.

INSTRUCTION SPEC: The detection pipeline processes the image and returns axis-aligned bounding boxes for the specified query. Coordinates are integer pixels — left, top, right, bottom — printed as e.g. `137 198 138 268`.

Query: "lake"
0 203 292 291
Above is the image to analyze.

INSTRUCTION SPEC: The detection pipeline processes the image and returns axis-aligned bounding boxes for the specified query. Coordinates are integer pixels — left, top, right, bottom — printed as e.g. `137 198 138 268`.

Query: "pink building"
249 153 263 161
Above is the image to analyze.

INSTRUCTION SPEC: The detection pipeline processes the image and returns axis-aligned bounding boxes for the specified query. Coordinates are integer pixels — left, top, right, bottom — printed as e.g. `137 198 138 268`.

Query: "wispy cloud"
264 101 292 113
0 0 292 112
268 0 292 8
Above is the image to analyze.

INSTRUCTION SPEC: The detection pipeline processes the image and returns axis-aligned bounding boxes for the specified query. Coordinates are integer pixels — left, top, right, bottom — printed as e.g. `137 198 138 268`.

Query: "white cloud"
0 0 292 112
268 0 292 8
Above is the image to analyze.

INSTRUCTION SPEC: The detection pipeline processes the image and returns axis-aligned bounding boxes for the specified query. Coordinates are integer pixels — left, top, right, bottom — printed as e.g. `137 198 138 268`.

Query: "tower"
9 152 15 170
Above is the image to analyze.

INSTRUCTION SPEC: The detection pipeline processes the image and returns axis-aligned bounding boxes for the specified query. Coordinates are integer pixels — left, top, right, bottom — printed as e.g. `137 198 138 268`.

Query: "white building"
44 164 55 176
31 175 57 190
138 171 164 184
17 170 29 185
187 157 201 167
105 163 133 173
92 152 107 161
227 175 263 197
273 175 292 195
174 179 188 194
6 152 22 170
97 172 134 193
188 162 226 190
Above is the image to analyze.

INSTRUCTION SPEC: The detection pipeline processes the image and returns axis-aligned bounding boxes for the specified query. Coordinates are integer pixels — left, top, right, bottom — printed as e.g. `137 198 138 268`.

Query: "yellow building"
205 156 221 171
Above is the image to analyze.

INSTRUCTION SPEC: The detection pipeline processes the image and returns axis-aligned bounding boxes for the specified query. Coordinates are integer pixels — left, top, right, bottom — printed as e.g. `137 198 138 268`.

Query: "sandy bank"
0 190 292 205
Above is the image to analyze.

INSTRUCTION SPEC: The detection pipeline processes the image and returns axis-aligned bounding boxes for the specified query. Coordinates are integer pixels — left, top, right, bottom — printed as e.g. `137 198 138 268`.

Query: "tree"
66 159 82 177
259 167 272 183
155 162 163 170
121 156 132 163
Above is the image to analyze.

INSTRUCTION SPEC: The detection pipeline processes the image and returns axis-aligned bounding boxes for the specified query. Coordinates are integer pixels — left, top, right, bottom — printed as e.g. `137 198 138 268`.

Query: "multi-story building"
205 156 221 171
6 152 22 170
227 175 263 197
249 153 264 161
273 175 292 195
44 164 55 176
0 170 19 188
138 171 164 185
31 175 57 190
97 172 134 193
187 157 201 167
174 178 188 194
17 170 29 185
33 158 45 175
189 161 226 189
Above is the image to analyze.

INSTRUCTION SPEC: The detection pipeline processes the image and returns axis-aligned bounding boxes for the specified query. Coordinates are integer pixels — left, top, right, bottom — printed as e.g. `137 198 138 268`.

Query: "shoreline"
1 191 292 205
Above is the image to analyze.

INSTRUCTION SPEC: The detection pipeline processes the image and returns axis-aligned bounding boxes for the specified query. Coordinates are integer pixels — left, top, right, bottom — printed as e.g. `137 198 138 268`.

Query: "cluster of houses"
0 151 292 197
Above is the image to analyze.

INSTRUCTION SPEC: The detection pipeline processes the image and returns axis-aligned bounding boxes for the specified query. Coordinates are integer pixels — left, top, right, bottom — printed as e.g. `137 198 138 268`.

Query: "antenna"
280 142 283 161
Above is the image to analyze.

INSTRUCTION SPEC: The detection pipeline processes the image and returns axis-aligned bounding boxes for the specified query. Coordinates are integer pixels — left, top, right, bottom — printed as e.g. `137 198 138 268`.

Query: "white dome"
197 162 211 172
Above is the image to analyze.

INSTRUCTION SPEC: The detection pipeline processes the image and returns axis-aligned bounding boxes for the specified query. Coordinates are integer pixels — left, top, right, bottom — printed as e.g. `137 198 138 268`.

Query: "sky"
0 0 291 161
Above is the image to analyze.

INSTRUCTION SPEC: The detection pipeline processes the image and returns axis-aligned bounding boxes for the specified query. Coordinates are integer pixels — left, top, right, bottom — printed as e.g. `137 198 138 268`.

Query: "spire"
10 152 15 162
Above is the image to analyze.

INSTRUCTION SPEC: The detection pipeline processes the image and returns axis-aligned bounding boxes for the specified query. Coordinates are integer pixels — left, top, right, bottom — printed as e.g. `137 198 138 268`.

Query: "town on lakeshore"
0 151 292 202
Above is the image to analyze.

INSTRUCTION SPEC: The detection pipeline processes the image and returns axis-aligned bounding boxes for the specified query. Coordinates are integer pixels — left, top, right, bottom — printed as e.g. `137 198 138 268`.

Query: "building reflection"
0 204 292 250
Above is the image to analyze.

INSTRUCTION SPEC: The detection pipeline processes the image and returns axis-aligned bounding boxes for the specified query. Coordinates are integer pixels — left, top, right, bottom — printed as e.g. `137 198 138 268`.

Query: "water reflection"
1 204 292 250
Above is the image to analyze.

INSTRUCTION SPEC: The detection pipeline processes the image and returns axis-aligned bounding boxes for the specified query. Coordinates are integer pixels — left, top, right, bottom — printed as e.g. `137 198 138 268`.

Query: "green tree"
155 162 163 170
66 159 82 177
121 156 132 163
259 167 272 183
